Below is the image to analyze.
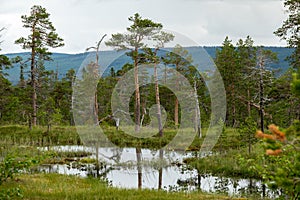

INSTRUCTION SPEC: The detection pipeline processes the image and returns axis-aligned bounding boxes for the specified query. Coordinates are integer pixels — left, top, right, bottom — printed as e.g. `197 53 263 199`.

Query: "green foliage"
215 37 240 127
254 124 300 199
239 117 257 154
0 54 11 74
274 0 300 70
0 28 11 75
187 148 262 179
0 187 23 200
0 66 75 125
292 71 300 97
106 13 163 52
0 146 48 199
253 147 300 199
267 69 299 127
15 5 64 54
38 97 63 126
188 127 299 199
215 36 280 130
286 120 300 138
0 156 36 185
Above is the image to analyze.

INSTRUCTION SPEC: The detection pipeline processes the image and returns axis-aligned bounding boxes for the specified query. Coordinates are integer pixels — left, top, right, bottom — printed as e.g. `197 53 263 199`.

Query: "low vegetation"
1 173 246 200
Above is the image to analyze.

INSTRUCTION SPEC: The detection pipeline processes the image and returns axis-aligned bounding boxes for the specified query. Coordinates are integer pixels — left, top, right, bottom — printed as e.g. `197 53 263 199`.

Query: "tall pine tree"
15 5 64 126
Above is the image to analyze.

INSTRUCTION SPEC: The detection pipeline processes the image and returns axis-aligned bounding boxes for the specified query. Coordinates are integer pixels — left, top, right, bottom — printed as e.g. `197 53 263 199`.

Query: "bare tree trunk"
174 99 179 128
158 149 163 189
194 79 201 138
32 76 37 126
28 116 32 130
20 64 25 88
232 85 236 127
247 89 251 117
134 48 141 132
31 37 37 126
262 183 266 198
197 171 201 190
174 63 179 128
154 62 163 136
94 88 99 125
95 145 100 177
136 147 142 189
94 63 99 125
248 130 252 154
141 100 146 126
249 179 253 194
258 56 265 133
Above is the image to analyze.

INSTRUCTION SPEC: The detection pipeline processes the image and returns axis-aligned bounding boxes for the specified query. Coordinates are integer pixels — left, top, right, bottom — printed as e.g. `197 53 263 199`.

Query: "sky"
0 0 288 54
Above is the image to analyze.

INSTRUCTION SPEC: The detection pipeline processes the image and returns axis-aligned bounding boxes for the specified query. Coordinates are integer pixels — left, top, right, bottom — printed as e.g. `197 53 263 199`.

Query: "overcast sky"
0 0 287 54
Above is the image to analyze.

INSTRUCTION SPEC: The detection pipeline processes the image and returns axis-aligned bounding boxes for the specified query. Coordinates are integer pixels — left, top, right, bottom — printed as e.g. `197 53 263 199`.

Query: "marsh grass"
0 125 245 153
0 125 81 147
1 173 240 200
41 150 95 165
186 143 265 179
53 150 92 158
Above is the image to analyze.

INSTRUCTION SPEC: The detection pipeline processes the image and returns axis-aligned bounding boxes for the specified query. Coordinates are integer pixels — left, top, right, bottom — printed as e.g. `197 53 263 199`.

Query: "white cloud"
0 0 287 53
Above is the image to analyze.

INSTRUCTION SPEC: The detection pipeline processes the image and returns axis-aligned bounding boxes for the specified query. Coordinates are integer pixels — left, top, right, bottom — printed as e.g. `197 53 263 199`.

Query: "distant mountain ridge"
4 46 293 84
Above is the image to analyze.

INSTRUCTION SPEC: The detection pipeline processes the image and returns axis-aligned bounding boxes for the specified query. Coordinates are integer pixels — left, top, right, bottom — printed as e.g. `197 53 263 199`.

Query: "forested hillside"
4 46 293 84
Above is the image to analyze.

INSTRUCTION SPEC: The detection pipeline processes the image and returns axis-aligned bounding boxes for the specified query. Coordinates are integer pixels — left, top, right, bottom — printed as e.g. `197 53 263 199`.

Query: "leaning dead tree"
86 34 107 125
193 77 201 138
85 34 107 177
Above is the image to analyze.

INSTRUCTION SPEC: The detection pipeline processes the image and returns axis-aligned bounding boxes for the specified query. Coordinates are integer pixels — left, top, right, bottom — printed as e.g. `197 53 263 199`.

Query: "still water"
38 145 279 198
